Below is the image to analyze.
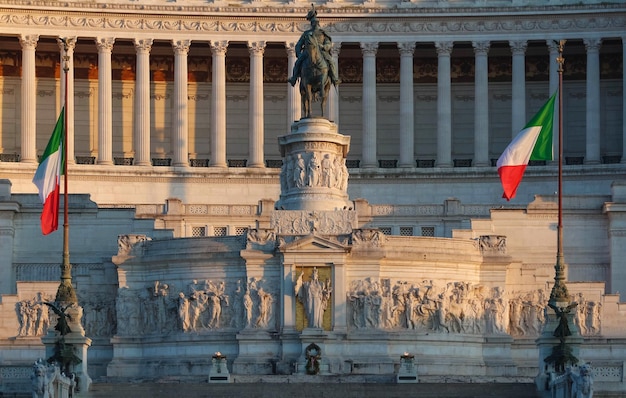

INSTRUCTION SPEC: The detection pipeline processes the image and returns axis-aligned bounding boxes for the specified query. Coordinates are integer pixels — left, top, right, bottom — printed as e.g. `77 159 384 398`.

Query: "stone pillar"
327 42 341 123
58 37 76 164
286 41 301 128
510 40 527 137
172 39 191 167
133 38 153 166
361 42 378 169
283 262 297 331
473 41 490 167
584 38 602 164
96 37 115 165
332 261 347 333
623 37 626 164
19 34 38 163
211 40 228 168
603 181 626 299
547 40 561 165
435 41 453 168
248 41 266 168
398 41 415 168
0 180 18 294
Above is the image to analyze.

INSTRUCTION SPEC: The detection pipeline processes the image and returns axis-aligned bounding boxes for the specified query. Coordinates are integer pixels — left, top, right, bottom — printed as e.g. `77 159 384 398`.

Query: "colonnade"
13 34 626 168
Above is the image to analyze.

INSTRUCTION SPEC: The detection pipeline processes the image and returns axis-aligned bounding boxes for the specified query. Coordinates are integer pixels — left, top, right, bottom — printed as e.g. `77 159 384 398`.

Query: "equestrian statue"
288 5 341 119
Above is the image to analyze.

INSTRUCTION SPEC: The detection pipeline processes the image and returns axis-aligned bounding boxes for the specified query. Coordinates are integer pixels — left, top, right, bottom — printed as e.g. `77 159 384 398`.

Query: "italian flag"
32 107 65 235
497 93 557 201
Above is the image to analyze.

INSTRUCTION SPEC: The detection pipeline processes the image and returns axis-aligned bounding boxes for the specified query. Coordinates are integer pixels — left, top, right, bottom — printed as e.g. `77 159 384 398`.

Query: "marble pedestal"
397 354 418 383
208 354 231 383
276 118 351 212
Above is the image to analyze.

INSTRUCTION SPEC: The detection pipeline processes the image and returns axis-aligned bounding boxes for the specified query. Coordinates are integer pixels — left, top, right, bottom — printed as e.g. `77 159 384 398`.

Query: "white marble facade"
0 0 626 395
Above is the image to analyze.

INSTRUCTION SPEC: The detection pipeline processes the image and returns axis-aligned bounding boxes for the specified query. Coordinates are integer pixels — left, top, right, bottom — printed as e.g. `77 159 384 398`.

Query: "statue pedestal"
276 118 351 212
535 300 583 393
41 332 92 394
208 354 231 383
41 303 92 394
396 354 418 383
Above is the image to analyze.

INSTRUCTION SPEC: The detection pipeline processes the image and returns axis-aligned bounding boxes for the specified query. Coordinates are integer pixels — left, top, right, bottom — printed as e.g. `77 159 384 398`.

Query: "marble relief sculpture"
295 267 332 328
15 292 53 337
345 279 601 336
282 151 348 192
113 278 279 335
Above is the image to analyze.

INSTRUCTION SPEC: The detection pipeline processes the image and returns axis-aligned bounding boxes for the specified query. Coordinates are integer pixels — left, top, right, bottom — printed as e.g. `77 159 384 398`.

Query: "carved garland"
0 9 624 36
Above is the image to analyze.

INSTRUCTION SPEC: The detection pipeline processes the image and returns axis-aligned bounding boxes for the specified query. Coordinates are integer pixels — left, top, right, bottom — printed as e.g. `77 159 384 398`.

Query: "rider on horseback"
288 5 341 88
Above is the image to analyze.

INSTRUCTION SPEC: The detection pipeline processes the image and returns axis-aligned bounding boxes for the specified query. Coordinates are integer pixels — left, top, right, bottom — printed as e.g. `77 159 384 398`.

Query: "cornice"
0 3 624 39
0 0 624 17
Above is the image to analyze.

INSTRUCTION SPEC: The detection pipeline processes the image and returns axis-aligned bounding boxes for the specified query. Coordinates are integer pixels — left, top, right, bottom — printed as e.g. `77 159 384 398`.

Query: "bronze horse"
299 31 331 119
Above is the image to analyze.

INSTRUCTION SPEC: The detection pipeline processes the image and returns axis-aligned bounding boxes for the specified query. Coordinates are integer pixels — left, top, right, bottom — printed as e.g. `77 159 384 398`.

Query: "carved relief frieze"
14 292 54 337
116 277 278 336
347 279 508 334
280 150 349 193
477 235 506 254
351 228 385 247
271 210 356 235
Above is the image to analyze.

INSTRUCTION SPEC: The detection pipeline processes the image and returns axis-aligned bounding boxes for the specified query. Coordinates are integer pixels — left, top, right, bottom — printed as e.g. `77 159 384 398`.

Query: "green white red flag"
32 107 65 235
497 92 557 201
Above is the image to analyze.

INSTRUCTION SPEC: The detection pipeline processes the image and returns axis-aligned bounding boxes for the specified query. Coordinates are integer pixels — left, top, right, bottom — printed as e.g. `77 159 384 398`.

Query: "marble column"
435 41 453 168
473 41 490 167
327 42 341 123
547 40 561 165
210 40 228 168
584 38 602 164
133 38 153 166
58 37 77 164
398 41 415 168
510 40 527 138
286 41 301 129
361 42 378 169
248 41 266 168
623 37 626 164
172 39 191 167
96 37 115 165
19 34 38 163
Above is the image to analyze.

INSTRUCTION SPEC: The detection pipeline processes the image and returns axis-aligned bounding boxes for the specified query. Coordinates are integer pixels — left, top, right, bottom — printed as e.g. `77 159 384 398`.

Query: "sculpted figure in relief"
295 267 332 328
307 152 320 187
294 154 306 188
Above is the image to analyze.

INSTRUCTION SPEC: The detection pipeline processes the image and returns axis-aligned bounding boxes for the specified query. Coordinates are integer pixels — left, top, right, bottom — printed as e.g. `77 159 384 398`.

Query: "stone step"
86 381 541 398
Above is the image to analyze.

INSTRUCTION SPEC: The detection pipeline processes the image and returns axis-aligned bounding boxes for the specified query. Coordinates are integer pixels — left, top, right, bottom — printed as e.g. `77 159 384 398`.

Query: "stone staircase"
85 376 542 398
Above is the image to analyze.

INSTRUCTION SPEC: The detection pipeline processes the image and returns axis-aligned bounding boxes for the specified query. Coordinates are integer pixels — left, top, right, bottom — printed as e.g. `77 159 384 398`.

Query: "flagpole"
56 38 76 304
549 39 569 304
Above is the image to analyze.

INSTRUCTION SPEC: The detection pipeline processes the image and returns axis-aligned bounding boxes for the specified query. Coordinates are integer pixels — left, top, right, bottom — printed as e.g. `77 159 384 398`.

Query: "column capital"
509 40 527 55
211 40 229 55
330 42 342 57
397 41 416 56
360 42 378 56
134 38 153 53
172 39 191 55
247 41 266 55
472 40 490 55
57 37 77 53
285 41 297 56
96 37 115 52
19 34 39 49
583 38 602 52
546 39 564 53
435 41 454 56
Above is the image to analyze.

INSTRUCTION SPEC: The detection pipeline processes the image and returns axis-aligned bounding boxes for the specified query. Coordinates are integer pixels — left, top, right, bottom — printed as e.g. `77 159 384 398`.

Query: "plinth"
276 118 351 212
